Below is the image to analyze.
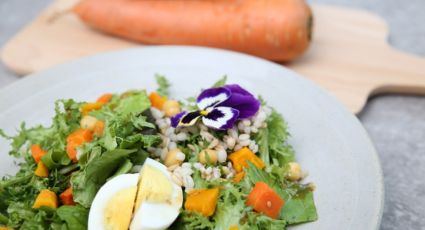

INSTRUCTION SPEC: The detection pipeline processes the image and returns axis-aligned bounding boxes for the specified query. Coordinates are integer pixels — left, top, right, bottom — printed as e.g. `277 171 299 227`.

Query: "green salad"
0 76 317 230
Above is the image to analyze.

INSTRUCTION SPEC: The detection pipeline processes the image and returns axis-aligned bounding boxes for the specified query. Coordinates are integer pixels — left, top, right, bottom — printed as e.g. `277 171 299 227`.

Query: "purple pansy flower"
171 84 260 130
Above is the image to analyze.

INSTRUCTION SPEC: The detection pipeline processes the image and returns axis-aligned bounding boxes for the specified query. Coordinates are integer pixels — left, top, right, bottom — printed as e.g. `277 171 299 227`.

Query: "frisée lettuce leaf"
256 109 295 166
57 205 89 230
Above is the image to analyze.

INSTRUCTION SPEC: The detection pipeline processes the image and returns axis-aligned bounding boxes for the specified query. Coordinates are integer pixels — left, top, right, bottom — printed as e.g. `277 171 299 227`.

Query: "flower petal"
202 106 239 130
221 84 260 119
176 111 201 127
223 84 252 96
171 111 186 128
197 87 231 110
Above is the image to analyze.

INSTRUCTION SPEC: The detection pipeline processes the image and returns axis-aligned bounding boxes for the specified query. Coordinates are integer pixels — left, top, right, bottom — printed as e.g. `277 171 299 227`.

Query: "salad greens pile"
0 88 160 229
0 76 317 230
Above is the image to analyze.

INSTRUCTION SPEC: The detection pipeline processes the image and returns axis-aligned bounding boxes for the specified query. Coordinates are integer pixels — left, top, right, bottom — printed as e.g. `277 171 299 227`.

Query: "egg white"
130 159 183 230
88 159 183 230
88 173 138 230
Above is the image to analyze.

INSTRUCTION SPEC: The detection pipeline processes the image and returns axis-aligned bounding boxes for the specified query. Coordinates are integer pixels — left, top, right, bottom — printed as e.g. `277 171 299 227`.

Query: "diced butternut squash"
66 142 78 163
34 161 49 177
246 182 284 219
233 171 245 183
60 187 76 205
0 227 12 230
33 189 58 209
228 147 265 172
184 187 219 217
66 128 93 162
149 92 167 110
31 144 47 163
93 120 105 137
96 93 113 104
81 102 104 115
229 226 239 230
81 93 112 115
66 128 93 146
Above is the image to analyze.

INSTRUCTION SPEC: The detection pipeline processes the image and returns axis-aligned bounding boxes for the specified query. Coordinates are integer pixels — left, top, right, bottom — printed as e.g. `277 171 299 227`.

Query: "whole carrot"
74 0 313 61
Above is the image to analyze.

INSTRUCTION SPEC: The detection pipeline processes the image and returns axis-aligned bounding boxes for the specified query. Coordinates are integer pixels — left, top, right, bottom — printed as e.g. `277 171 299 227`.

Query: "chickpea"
199 149 218 164
164 148 184 167
80 115 98 130
162 100 180 117
286 162 302 181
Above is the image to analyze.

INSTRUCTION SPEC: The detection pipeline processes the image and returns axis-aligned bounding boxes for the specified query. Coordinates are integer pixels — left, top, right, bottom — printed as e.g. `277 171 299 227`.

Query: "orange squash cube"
34 161 49 177
31 144 47 163
246 182 284 219
149 92 167 110
60 187 76 205
66 128 93 162
228 147 265 172
184 187 219 217
96 93 113 104
93 120 105 137
33 189 58 209
81 102 104 115
233 171 245 183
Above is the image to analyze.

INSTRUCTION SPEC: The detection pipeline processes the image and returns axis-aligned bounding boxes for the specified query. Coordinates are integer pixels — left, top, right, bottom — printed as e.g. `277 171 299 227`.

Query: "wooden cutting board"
1 0 425 114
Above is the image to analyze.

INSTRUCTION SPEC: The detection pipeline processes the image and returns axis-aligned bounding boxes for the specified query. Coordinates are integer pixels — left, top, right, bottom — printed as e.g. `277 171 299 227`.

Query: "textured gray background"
1 0 424 229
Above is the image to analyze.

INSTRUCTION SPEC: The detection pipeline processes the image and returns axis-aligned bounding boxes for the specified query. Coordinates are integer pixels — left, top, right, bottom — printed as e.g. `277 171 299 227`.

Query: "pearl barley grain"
239 139 251 147
217 149 227 163
226 137 236 149
175 152 186 161
239 134 250 141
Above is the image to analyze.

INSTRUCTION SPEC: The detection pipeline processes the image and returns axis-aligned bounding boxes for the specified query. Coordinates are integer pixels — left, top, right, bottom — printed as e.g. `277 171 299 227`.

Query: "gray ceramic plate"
0 46 383 229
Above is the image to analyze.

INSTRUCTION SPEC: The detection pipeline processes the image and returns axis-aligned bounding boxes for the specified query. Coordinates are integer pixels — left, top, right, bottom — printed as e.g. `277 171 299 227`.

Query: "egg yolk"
104 186 137 230
134 165 173 211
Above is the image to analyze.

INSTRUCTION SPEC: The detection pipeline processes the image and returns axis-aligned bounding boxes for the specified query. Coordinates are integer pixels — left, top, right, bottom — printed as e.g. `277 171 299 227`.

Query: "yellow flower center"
200 110 209 116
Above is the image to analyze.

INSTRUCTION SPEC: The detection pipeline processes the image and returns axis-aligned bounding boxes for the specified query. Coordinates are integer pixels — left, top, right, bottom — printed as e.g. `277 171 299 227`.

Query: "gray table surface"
1 0 424 229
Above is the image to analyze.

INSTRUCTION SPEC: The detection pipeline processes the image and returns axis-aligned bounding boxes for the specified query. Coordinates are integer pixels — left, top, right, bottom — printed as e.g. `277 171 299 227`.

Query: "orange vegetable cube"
228 147 265 172
229 226 239 230
246 182 284 219
0 227 12 230
31 144 47 163
184 187 219 217
93 120 105 137
67 128 93 145
96 93 113 104
66 142 78 162
34 161 49 177
33 189 58 209
233 171 245 183
149 92 167 110
66 128 93 162
60 187 76 205
81 102 104 115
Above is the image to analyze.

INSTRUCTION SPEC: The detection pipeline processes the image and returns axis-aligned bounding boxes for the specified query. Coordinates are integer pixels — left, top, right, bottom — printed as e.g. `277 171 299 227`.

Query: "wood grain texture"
1 0 424 113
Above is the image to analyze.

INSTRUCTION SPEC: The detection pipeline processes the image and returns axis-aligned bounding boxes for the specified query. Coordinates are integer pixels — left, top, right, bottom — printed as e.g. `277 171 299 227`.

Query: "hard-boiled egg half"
89 158 183 230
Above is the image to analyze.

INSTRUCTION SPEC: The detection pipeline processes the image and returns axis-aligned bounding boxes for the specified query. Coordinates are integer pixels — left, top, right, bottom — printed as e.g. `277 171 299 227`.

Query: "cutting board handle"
371 46 425 96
